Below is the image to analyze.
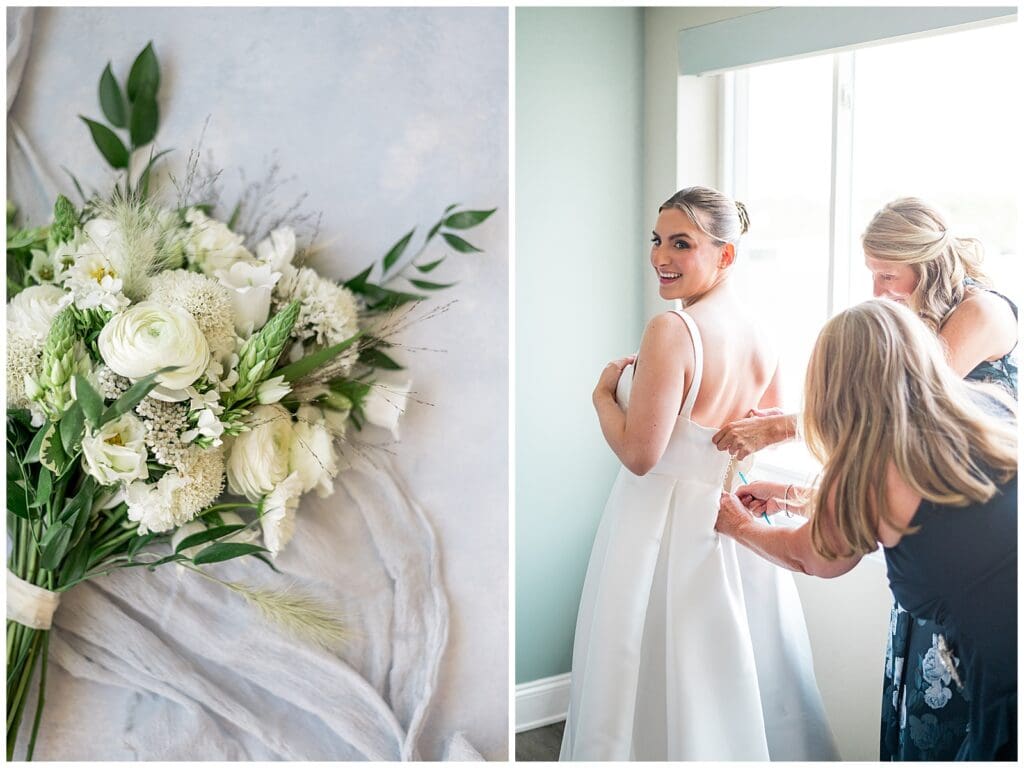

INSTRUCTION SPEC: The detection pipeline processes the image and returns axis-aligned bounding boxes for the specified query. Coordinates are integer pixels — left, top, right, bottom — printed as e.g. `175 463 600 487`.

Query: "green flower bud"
34 309 80 418
229 300 300 405
49 195 78 246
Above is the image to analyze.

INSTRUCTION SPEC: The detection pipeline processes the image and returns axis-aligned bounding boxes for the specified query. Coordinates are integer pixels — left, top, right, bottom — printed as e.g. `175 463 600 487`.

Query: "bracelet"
784 484 794 517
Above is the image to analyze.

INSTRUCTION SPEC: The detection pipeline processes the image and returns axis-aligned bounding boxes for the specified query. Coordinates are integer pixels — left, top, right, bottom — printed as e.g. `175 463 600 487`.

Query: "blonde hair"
861 197 990 332
660 186 749 248
801 299 1017 560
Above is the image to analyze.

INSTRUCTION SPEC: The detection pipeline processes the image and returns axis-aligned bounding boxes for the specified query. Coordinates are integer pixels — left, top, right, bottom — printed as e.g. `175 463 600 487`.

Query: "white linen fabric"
7 7 503 760
6 571 61 630
559 309 839 761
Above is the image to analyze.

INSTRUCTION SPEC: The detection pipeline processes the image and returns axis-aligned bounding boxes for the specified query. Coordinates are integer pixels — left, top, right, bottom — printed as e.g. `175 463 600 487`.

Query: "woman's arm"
592 312 692 476
939 290 1018 376
716 492 862 578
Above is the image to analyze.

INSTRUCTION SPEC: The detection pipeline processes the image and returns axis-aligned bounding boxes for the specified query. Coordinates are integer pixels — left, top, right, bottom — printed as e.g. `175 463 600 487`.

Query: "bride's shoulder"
638 311 694 359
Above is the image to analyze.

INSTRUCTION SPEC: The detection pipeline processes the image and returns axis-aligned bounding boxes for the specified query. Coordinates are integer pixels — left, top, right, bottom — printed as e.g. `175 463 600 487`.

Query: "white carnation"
261 471 304 555
126 445 225 534
274 266 360 373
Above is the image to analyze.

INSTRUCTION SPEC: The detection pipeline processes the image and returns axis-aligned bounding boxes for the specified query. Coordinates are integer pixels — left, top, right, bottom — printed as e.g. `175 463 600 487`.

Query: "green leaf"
145 553 187 571
7 480 29 519
426 218 444 241
101 368 175 424
227 201 242 231
61 166 89 203
75 374 104 427
137 148 172 199
408 278 455 291
443 203 459 214
32 467 52 508
98 63 127 128
59 401 85 455
25 420 50 464
79 117 130 169
252 553 282 573
443 208 496 229
126 42 160 102
275 332 364 383
347 281 426 313
359 347 404 371
40 522 73 570
60 531 93 587
127 532 158 558
192 542 268 565
175 524 247 553
442 232 482 253
129 93 159 147
40 423 70 475
415 257 446 273
382 228 415 273
343 264 373 291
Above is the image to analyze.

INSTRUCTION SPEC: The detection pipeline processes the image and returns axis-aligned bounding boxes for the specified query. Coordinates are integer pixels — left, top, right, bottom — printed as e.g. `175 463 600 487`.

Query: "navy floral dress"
880 285 1017 761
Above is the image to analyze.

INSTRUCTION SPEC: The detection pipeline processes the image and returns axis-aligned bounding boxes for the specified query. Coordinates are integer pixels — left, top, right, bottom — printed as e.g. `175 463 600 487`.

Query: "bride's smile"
650 207 734 302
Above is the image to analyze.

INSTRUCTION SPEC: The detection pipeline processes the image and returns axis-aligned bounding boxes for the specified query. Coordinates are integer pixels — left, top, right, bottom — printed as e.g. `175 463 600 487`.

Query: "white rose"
225 404 293 501
214 261 281 336
98 301 210 401
184 209 254 276
255 227 296 272
261 471 303 555
290 406 339 498
80 413 149 486
7 284 68 339
363 378 413 441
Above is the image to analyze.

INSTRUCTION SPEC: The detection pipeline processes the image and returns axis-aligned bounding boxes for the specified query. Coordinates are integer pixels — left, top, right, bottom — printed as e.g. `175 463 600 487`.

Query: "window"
719 20 1018 478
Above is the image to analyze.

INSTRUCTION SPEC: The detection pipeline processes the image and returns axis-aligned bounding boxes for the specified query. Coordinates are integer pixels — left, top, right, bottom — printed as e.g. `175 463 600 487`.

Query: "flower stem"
25 632 50 761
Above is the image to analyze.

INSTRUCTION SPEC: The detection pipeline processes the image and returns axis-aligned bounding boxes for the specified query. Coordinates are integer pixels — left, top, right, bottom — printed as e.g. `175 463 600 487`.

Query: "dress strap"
669 309 704 418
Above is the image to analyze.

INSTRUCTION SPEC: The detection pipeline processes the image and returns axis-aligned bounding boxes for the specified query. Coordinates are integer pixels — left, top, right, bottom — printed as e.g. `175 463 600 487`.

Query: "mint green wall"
515 7 645 684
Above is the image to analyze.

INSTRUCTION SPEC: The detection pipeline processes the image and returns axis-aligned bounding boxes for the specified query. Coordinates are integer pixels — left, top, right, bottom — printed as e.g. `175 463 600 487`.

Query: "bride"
559 186 838 761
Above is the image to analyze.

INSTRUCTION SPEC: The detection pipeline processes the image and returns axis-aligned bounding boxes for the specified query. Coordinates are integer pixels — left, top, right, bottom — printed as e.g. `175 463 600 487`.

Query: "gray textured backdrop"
7 6 508 760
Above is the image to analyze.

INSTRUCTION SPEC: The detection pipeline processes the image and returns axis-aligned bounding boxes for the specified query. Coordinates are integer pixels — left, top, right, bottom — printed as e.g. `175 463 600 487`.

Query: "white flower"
80 413 149 486
98 301 210 401
273 266 360 372
922 636 952 686
125 445 224 534
257 375 291 405
126 473 190 534
261 471 304 555
145 270 237 359
256 227 296 272
290 406 339 498
28 249 58 283
214 261 281 336
181 408 225 445
363 379 413 440
225 404 293 501
62 219 131 313
7 285 68 340
923 682 952 710
184 208 254 276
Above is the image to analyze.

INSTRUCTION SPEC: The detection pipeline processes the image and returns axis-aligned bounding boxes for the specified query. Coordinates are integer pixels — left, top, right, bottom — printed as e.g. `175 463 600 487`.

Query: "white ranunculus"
7 284 68 339
290 406 339 498
261 471 304 555
225 404 293 501
255 227 296 272
214 261 282 336
98 301 210 401
257 374 291 405
80 413 149 486
363 378 413 441
184 208 254 276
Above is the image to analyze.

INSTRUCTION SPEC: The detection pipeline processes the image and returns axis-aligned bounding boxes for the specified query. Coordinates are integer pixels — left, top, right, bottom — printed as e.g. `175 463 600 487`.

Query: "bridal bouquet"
6 43 494 759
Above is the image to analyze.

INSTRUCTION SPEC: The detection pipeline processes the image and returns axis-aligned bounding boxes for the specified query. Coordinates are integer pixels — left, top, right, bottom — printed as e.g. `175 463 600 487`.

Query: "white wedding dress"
560 309 838 761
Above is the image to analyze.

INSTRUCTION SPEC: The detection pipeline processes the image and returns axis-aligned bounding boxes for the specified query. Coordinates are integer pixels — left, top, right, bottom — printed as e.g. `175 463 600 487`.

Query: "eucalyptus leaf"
275 332 363 383
359 347 404 371
382 228 415 273
75 374 103 427
175 524 247 553
408 278 455 291
40 522 73 570
126 42 160 102
98 63 127 128
129 94 159 147
443 208 496 229
192 542 267 565
415 257 446 273
79 117 130 169
441 232 482 254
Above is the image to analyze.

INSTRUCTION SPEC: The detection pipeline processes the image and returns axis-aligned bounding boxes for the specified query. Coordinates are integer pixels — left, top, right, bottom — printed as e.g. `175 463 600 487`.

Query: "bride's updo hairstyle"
862 197 990 332
660 186 749 257
801 299 1016 560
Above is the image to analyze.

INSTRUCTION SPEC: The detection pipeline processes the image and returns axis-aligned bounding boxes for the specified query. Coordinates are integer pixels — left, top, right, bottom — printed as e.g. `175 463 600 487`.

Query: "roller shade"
679 6 1016 75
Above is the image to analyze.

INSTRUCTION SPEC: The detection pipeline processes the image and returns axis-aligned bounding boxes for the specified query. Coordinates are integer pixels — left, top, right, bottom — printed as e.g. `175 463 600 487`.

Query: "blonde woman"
715 299 1018 761
712 198 1017 759
560 187 837 761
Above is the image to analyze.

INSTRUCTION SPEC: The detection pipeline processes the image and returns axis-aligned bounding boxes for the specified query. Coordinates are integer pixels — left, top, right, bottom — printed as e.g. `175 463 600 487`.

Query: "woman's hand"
593 355 636 405
712 408 794 459
716 492 757 537
734 480 792 517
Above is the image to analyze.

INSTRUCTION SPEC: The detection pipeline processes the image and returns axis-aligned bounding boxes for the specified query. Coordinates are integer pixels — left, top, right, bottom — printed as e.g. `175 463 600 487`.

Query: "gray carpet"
515 721 564 761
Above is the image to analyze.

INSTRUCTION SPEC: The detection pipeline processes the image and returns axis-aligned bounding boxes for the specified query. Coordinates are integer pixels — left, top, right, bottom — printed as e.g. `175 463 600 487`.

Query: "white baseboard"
515 673 571 733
